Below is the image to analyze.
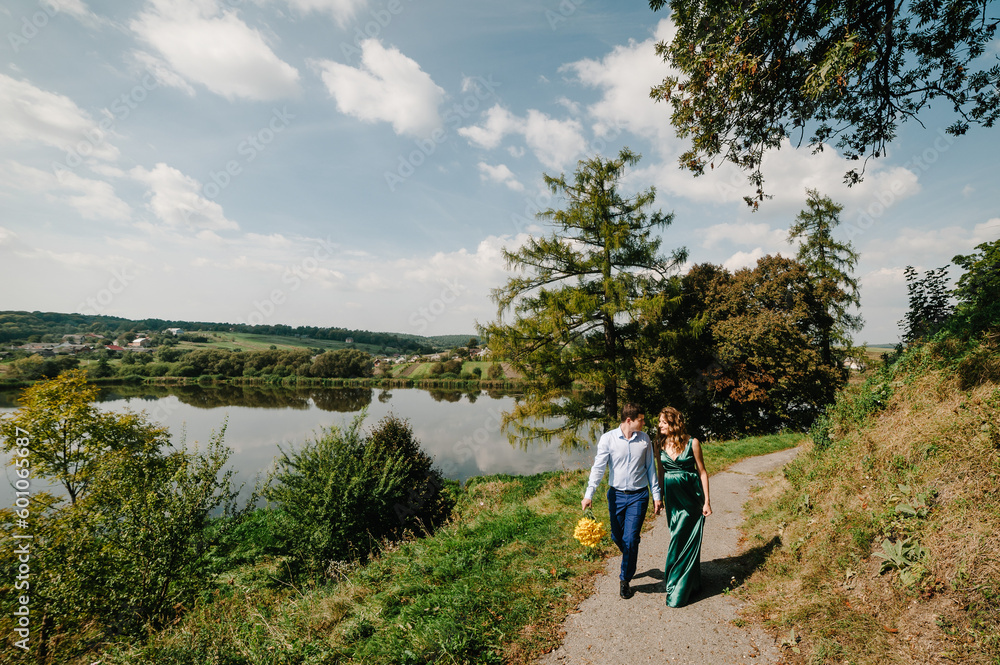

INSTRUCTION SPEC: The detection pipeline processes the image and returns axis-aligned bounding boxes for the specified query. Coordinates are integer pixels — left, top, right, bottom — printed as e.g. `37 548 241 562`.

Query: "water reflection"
0 385 592 503
97 384 375 412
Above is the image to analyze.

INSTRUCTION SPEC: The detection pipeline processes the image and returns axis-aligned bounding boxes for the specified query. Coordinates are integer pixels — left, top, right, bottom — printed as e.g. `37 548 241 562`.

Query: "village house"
54 342 93 354
843 356 867 371
18 343 58 357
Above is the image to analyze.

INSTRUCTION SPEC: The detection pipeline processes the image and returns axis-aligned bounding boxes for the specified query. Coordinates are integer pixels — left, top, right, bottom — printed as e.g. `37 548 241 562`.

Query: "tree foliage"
650 0 1000 205
788 189 862 366
951 237 1000 336
479 148 687 449
901 265 955 343
637 256 847 437
264 414 454 578
0 371 238 660
0 369 170 504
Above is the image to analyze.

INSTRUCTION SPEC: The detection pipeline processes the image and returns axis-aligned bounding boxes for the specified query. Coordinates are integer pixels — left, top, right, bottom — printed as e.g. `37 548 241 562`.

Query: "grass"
735 341 1000 664
177 331 368 353
69 432 801 665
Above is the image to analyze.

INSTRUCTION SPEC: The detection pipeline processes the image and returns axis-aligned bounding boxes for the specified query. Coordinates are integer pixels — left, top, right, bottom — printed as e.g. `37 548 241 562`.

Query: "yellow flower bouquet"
573 510 607 549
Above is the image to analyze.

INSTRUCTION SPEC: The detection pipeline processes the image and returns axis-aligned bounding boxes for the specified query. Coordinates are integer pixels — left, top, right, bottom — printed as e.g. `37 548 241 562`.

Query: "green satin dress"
661 438 705 607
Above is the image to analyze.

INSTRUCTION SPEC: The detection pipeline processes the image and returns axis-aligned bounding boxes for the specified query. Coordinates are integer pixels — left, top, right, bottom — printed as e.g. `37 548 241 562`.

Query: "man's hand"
654 500 663 515
581 497 592 512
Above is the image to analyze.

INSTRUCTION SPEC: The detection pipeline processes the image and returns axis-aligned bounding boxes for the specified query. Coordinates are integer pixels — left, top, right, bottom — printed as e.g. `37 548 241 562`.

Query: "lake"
0 384 595 504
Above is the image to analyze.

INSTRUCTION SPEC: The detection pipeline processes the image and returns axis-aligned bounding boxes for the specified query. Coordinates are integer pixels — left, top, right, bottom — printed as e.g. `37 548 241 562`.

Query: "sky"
1 0 998 345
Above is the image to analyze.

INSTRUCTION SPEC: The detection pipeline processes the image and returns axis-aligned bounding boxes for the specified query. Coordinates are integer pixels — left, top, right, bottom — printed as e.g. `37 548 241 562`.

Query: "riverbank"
53 432 803 665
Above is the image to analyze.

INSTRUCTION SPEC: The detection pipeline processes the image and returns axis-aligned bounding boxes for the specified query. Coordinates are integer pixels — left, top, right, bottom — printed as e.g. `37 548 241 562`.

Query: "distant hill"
0 310 476 353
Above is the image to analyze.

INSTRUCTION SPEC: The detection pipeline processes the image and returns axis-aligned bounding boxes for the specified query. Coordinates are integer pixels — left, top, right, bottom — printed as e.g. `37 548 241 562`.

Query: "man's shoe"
619 580 634 599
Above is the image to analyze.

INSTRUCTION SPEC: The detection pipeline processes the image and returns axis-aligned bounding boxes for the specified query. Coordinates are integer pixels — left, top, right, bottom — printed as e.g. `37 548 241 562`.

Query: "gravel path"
537 446 802 665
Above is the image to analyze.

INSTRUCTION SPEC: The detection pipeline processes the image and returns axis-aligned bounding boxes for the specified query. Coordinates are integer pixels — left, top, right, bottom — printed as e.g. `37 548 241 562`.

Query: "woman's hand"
702 503 712 517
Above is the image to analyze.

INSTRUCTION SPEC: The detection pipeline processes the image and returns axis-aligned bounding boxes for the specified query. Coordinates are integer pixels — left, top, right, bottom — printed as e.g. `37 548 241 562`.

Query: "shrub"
264 413 455 579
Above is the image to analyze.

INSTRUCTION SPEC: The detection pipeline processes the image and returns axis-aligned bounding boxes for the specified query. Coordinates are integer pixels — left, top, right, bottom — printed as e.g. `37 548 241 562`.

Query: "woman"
656 406 712 607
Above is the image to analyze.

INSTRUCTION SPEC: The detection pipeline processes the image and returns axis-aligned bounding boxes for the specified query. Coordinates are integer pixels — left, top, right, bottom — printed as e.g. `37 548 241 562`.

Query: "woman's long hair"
657 406 689 455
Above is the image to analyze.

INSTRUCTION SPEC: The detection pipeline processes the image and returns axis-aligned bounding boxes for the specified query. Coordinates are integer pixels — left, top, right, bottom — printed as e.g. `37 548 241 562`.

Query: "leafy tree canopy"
0 369 170 504
480 148 687 449
951 236 1000 336
650 0 1000 205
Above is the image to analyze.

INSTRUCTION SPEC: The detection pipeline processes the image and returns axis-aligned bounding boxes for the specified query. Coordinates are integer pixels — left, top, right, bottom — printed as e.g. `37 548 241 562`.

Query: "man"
582 403 663 599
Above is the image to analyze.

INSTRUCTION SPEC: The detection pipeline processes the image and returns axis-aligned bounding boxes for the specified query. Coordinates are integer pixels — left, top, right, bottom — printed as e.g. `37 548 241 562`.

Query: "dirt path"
537 446 802 665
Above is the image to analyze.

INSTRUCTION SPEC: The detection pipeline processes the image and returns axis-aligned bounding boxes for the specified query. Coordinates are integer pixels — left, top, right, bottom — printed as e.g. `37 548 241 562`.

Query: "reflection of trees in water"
98 384 315 409
0 390 26 409
179 386 315 410
23 383 526 412
97 385 173 402
309 388 372 412
427 389 462 403
486 388 522 400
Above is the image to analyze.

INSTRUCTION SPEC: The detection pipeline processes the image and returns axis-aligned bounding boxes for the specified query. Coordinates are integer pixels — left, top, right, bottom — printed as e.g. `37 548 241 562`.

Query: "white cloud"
458 105 519 149
42 0 92 20
703 221 787 251
459 105 585 170
562 18 677 143
889 219 1000 259
523 110 585 171
477 162 524 191
0 74 119 161
131 0 300 101
130 50 197 96
722 248 765 272
107 237 155 253
312 40 445 138
0 226 19 247
0 161 131 220
277 0 367 26
634 137 922 217
130 162 238 231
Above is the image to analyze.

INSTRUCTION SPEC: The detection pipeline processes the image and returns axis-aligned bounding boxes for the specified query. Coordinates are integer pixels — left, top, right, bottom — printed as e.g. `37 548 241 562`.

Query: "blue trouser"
607 487 649 583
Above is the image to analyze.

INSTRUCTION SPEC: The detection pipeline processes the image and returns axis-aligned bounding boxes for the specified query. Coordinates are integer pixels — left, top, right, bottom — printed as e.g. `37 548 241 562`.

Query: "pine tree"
480 148 687 449
788 189 862 368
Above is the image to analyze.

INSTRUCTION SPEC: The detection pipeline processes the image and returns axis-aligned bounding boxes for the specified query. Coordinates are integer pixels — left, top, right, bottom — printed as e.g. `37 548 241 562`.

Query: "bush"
264 414 455 579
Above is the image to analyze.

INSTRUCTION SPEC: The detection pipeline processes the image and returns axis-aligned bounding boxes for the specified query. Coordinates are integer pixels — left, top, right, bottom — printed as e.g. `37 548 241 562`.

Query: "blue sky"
1 0 997 344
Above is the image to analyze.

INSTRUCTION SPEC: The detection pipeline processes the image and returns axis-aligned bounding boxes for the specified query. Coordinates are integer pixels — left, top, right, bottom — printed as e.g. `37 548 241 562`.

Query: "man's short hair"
620 402 642 422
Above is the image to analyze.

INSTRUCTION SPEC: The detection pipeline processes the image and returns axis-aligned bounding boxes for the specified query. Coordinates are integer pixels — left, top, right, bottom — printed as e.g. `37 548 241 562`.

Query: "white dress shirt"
583 426 661 501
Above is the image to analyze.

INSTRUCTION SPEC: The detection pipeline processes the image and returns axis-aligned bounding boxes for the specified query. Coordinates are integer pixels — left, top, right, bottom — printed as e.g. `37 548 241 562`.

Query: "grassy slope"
737 342 1000 664
97 433 802 665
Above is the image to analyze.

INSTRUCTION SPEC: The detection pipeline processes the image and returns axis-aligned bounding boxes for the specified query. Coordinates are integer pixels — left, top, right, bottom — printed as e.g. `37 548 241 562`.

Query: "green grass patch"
63 436 805 665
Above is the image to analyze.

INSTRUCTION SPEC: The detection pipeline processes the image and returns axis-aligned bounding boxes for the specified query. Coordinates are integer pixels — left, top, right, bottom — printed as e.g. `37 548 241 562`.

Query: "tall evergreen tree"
480 148 687 449
788 189 862 368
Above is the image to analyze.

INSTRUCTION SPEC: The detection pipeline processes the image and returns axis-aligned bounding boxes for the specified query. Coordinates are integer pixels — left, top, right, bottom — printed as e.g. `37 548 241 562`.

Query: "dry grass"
738 359 1000 664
